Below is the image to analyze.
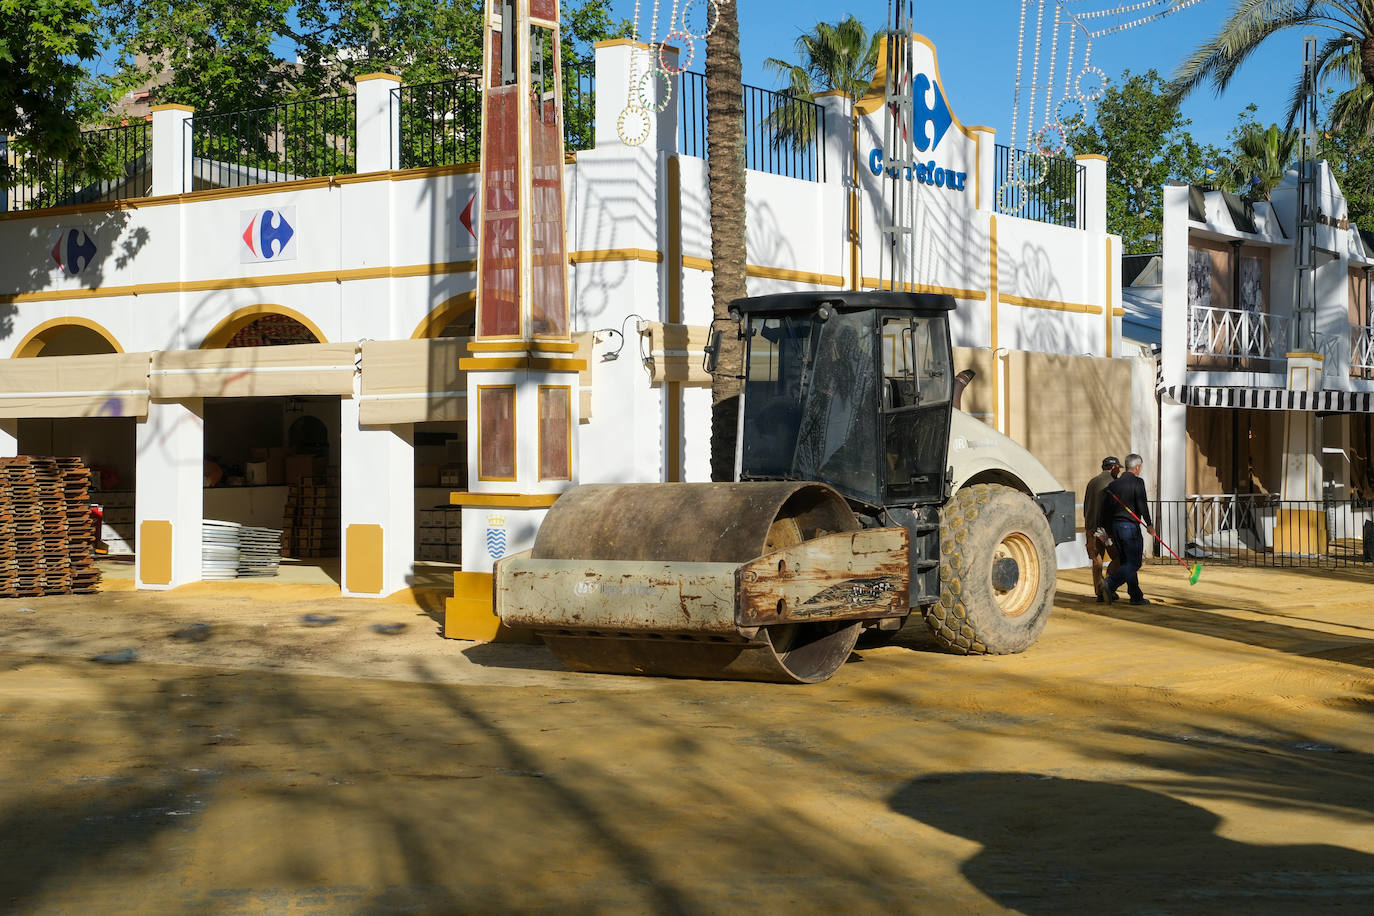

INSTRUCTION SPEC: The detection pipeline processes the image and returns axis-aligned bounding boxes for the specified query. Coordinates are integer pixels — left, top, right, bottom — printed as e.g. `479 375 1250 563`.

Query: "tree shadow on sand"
890 771 1374 913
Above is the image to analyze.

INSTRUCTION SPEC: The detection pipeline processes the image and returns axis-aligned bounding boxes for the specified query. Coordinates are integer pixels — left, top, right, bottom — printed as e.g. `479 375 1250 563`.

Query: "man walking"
1083 456 1121 601
1100 453 1153 606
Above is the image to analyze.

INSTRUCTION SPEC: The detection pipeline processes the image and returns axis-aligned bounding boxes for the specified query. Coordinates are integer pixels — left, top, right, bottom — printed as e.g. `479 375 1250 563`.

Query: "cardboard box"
439 466 463 487
245 461 269 485
445 544 463 563
418 543 447 562
445 526 462 544
285 455 321 485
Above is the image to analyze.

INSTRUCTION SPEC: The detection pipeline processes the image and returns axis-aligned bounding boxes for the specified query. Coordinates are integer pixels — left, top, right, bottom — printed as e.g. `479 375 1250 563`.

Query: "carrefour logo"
869 149 967 192
240 206 297 263
871 71 966 193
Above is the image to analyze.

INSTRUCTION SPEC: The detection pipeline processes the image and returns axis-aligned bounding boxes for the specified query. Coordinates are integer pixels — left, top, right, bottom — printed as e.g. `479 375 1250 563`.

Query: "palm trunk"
705 3 747 482
1362 36 1374 86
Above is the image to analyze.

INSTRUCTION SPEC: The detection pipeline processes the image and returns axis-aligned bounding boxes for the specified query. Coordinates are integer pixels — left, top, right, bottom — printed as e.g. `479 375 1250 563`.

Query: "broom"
1107 491 1202 585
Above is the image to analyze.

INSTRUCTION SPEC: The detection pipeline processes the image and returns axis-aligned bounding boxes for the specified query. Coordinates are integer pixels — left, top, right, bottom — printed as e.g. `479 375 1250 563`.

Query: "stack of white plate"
202 520 242 580
237 525 282 577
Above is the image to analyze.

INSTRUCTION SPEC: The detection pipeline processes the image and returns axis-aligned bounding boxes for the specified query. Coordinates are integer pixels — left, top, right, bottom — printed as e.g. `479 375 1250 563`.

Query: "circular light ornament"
1018 150 1048 186
997 179 1028 216
658 32 695 74
1032 123 1066 158
637 69 673 112
617 106 652 146
1075 66 1106 102
1055 95 1086 126
681 0 720 38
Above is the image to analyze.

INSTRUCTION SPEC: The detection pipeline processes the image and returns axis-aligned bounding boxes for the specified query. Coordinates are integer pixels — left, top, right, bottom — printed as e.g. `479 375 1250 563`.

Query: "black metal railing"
1150 496 1372 569
3 122 152 212
678 72 826 182
993 144 1084 228
393 67 596 170
393 77 483 169
186 93 357 191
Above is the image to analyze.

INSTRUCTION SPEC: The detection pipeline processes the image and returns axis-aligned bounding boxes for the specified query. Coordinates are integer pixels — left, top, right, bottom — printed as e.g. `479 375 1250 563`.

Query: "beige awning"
643 322 710 386
358 338 468 424
0 352 151 418
149 343 358 398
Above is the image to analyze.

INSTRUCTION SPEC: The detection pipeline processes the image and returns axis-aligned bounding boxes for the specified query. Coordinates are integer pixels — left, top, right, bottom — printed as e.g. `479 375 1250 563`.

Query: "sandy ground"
2 561 1373 913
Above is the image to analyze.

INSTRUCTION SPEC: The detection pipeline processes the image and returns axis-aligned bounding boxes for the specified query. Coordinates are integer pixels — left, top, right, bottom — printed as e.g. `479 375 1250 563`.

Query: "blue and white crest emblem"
485 514 507 560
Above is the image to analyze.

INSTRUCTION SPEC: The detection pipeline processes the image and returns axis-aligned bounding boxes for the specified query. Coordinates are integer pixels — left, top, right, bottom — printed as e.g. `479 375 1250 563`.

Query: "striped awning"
1160 384 1374 413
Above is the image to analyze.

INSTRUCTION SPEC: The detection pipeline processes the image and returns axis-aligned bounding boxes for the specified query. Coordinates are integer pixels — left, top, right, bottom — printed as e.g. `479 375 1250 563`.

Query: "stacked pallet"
237 526 283 577
0 456 101 597
281 471 341 558
59 458 101 593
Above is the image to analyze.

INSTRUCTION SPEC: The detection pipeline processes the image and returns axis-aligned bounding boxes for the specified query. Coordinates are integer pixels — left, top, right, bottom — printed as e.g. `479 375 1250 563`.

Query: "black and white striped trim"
1158 385 1374 412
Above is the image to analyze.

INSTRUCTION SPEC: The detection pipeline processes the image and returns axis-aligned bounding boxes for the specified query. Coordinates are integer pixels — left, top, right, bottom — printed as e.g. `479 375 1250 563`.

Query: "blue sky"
606 0 1320 151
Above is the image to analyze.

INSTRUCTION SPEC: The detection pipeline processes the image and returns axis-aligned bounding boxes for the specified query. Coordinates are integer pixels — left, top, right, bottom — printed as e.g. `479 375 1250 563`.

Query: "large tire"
923 483 1055 655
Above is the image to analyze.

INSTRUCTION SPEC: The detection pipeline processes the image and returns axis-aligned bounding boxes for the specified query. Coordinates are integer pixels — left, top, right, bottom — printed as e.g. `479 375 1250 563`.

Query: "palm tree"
1169 0 1374 132
1227 122 1299 198
706 0 747 482
762 15 882 148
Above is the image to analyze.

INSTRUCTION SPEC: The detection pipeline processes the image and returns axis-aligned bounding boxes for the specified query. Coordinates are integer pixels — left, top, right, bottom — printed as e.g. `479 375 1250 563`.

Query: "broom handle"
1107 490 1189 568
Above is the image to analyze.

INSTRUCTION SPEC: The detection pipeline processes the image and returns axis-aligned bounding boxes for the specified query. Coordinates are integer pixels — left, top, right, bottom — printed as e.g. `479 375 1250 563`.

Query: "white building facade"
0 37 1123 628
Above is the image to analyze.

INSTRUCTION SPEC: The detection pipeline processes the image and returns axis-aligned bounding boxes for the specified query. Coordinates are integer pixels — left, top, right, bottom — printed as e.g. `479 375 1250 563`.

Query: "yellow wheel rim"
993 532 1039 617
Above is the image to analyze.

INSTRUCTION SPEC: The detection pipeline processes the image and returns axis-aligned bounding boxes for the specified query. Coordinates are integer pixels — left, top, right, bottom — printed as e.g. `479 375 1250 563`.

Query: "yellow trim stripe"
569 248 662 264
999 293 1104 315
989 215 999 352
450 492 562 507
0 261 478 304
861 277 989 301
1105 237 1114 358
684 257 845 288
459 356 587 372
466 340 579 353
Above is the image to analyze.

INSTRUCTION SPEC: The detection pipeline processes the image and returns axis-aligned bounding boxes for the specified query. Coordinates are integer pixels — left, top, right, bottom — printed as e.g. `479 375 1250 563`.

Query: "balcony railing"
3 122 152 212
1351 323 1374 380
186 93 358 191
678 72 826 182
1153 495 1372 568
993 145 1085 229
1187 305 1289 368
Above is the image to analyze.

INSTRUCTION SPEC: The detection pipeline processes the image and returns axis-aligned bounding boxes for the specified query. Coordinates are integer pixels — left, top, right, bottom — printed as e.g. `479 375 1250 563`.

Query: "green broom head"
1189 562 1202 585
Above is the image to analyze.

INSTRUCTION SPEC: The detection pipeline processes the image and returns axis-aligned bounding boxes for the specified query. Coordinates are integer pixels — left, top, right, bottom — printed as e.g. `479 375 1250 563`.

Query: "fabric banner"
0 352 151 418
150 343 358 398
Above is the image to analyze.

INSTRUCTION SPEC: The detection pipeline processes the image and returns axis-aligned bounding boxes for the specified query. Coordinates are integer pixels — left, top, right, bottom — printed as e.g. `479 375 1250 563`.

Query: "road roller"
495 291 1076 683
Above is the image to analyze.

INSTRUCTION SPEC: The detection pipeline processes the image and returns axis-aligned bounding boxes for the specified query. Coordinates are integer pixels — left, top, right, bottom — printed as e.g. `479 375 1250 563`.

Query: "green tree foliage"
101 0 624 113
1064 69 1221 253
1 0 118 191
1320 103 1374 227
1223 107 1299 199
762 15 881 148
1169 0 1374 134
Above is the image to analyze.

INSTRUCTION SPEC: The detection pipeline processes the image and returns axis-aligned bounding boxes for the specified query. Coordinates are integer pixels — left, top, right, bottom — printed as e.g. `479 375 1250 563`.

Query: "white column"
340 396 415 596
135 399 204 589
355 73 402 173
593 39 661 149
1280 354 1324 502
0 420 16 457
149 104 194 196
1077 154 1108 235
1157 184 1190 551
970 126 996 212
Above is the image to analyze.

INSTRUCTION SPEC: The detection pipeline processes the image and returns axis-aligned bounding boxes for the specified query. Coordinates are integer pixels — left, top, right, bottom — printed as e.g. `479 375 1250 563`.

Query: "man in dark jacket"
1100 453 1153 606
1083 456 1121 601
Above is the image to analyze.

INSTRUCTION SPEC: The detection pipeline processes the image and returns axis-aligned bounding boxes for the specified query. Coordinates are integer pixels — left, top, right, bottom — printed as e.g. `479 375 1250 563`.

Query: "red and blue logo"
240 207 297 262
50 228 97 275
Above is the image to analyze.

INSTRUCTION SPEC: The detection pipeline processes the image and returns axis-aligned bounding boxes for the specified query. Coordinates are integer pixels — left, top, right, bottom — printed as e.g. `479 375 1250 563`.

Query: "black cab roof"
730 290 957 315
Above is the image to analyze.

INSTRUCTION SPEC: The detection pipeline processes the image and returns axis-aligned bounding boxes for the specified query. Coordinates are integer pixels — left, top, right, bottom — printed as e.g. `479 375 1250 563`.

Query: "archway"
199 305 328 349
12 317 123 358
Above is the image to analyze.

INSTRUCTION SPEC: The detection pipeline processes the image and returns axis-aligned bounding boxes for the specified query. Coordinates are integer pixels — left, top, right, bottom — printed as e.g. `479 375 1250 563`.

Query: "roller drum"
524 482 867 683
